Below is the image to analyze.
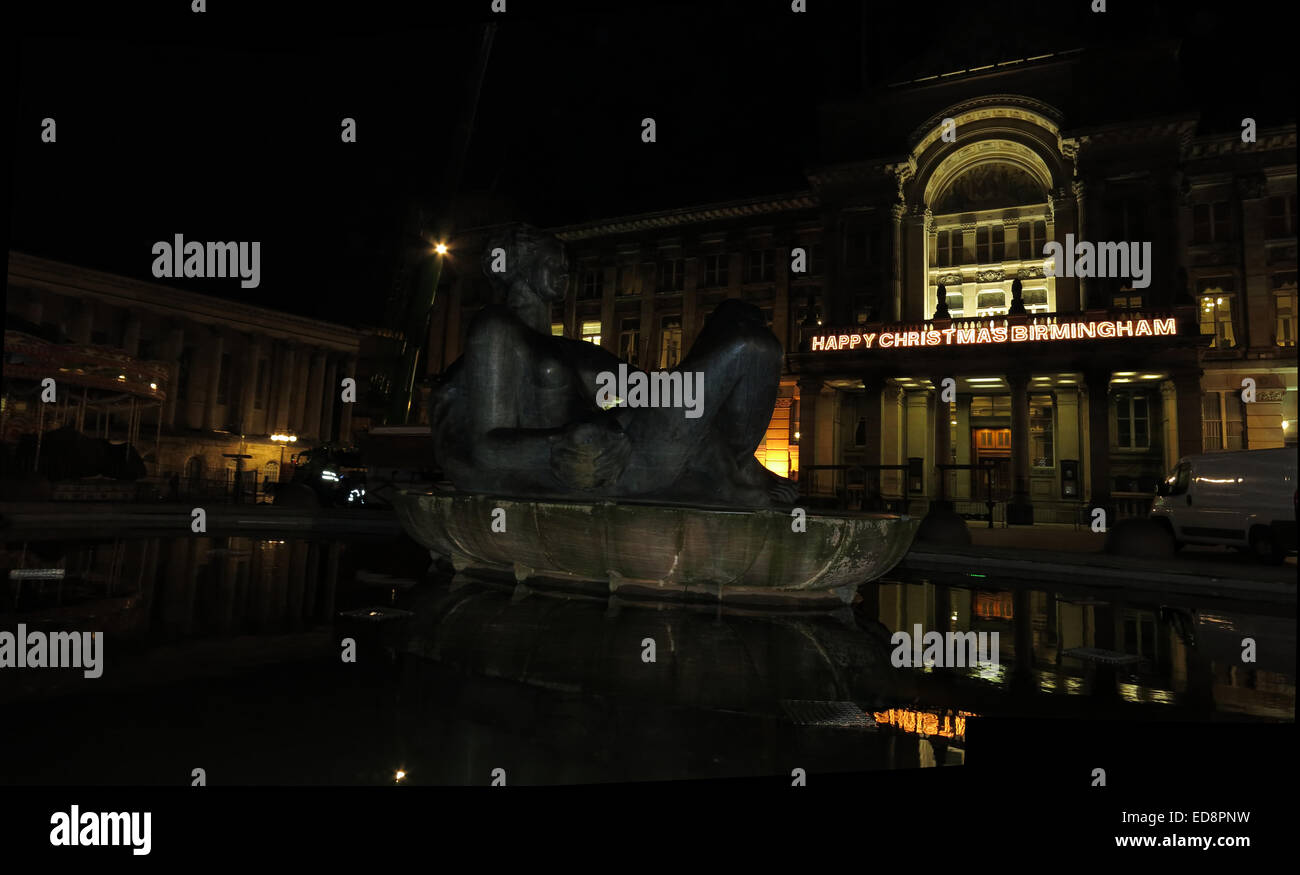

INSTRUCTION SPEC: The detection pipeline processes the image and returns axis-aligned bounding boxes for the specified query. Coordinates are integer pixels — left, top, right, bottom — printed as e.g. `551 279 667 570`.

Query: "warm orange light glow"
872 708 977 740
434 243 448 255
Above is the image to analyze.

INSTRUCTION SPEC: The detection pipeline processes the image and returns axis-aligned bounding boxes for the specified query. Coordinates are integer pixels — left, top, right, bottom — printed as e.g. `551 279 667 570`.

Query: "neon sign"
809 316 1177 352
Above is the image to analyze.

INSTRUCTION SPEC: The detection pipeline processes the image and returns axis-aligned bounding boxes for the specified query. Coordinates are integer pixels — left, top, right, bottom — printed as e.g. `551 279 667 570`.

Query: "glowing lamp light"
434 243 448 255
395 770 407 782
149 382 158 390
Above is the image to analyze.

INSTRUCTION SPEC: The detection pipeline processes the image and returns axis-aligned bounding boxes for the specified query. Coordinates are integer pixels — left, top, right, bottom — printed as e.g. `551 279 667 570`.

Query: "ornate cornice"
549 192 819 241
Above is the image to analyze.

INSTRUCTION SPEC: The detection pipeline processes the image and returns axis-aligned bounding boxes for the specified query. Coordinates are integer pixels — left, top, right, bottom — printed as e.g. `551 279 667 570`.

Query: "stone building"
428 41 1297 523
4 252 365 496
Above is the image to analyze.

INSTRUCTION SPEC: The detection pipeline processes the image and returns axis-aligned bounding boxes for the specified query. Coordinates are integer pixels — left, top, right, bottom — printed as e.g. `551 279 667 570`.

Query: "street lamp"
271 433 297 483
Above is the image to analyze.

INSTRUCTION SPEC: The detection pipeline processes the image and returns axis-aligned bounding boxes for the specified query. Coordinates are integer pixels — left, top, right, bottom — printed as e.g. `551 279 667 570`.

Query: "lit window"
581 320 601 346
1112 294 1143 311
1274 271 1297 347
551 322 564 337
659 316 682 368
618 317 640 365
1018 221 1047 261
1197 278 1237 349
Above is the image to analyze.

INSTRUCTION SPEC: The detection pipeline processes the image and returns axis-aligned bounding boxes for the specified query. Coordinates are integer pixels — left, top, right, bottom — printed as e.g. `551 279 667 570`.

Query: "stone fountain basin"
391 491 918 602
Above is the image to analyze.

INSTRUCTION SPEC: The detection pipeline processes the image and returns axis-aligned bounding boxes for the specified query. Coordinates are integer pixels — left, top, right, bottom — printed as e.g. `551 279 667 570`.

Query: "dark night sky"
5 0 1294 325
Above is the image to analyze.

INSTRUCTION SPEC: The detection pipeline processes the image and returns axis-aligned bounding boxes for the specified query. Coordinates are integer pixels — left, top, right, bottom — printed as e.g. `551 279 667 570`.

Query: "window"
659 316 682 368
1266 194 1296 239
659 259 685 293
1114 390 1151 449
809 243 825 276
1105 200 1146 240
936 229 964 268
975 225 1005 263
1112 294 1144 310
970 395 1011 417
1202 391 1244 451
551 322 564 337
852 292 873 324
254 359 268 410
747 249 774 283
1018 221 1047 261
1029 394 1054 468
1022 287 1049 313
1198 278 1237 348
580 267 604 300
618 317 640 365
1192 202 1231 243
976 291 1005 314
703 254 729 288
616 264 638 296
1274 271 1297 347
944 291 965 316
581 320 602 346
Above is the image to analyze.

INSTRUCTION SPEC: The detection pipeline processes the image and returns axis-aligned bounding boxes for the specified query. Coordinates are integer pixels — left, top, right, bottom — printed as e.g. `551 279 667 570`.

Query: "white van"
1150 448 1297 563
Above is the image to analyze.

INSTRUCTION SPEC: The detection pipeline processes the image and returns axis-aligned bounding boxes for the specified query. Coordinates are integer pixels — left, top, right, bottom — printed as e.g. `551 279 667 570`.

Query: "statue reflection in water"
430 225 798 507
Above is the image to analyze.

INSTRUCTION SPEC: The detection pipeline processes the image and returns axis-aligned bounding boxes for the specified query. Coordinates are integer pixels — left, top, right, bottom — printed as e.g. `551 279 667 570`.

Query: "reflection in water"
0 535 1293 785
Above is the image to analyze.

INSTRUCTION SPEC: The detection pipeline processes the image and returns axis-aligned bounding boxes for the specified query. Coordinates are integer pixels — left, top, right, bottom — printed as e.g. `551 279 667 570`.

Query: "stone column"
267 341 287 434
239 335 264 435
1160 380 1179 476
930 375 952 508
1050 188 1081 312
1084 368 1113 517
890 204 906 323
1068 181 1088 313
797 377 821 497
1057 387 1081 498
122 314 141 357
338 355 358 442
204 330 226 431
163 326 185 429
861 383 883 504
22 288 44 325
1171 369 1204 460
320 356 338 442
304 350 326 440
70 303 94 345
955 394 972 499
905 390 930 496
290 346 311 435
903 208 929 322
1007 369 1033 524
881 385 905 498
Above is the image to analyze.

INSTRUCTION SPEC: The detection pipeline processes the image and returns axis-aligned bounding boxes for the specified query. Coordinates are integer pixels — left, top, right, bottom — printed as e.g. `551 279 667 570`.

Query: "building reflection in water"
0 537 1292 785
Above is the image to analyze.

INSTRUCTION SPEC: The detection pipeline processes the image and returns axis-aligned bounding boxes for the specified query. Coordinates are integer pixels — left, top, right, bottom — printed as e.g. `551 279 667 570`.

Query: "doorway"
972 428 1011 499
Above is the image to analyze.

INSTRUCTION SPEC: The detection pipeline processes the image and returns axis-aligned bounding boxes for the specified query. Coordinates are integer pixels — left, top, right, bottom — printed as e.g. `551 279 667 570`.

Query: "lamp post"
271 433 297 484
386 242 448 426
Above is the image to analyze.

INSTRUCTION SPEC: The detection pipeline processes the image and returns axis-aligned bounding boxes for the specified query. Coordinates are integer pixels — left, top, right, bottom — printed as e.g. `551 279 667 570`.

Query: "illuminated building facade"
4 252 365 495
432 44 1296 522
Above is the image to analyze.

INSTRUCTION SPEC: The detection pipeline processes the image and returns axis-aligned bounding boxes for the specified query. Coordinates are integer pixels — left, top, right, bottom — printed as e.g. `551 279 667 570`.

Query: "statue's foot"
738 455 798 505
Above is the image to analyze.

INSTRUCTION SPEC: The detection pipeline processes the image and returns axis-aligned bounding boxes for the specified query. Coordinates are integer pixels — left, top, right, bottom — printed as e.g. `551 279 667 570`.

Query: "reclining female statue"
428 225 798 507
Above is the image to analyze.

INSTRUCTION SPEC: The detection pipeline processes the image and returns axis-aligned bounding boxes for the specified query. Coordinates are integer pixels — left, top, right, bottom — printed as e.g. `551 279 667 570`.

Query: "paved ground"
905 522 1296 602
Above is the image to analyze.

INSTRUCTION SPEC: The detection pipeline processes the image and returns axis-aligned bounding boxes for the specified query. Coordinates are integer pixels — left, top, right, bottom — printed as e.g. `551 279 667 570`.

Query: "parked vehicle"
1150 448 1297 563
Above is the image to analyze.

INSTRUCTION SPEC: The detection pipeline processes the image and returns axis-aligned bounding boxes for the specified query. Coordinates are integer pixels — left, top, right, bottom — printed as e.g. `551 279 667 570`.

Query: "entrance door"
972 428 1012 500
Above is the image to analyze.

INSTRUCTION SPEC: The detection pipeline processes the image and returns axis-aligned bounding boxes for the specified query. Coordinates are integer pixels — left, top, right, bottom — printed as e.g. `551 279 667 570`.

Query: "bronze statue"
429 225 797 507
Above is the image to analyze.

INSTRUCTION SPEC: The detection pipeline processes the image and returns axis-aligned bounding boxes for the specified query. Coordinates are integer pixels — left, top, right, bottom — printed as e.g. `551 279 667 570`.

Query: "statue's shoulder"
465 305 527 343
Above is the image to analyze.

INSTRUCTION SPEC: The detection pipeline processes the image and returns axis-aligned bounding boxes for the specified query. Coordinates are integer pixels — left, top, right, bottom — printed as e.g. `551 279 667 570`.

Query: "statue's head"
482 224 569 305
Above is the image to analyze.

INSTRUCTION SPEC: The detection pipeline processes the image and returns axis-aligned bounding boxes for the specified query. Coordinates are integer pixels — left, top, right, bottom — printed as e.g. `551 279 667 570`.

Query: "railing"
800 464 911 512
148 469 270 504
